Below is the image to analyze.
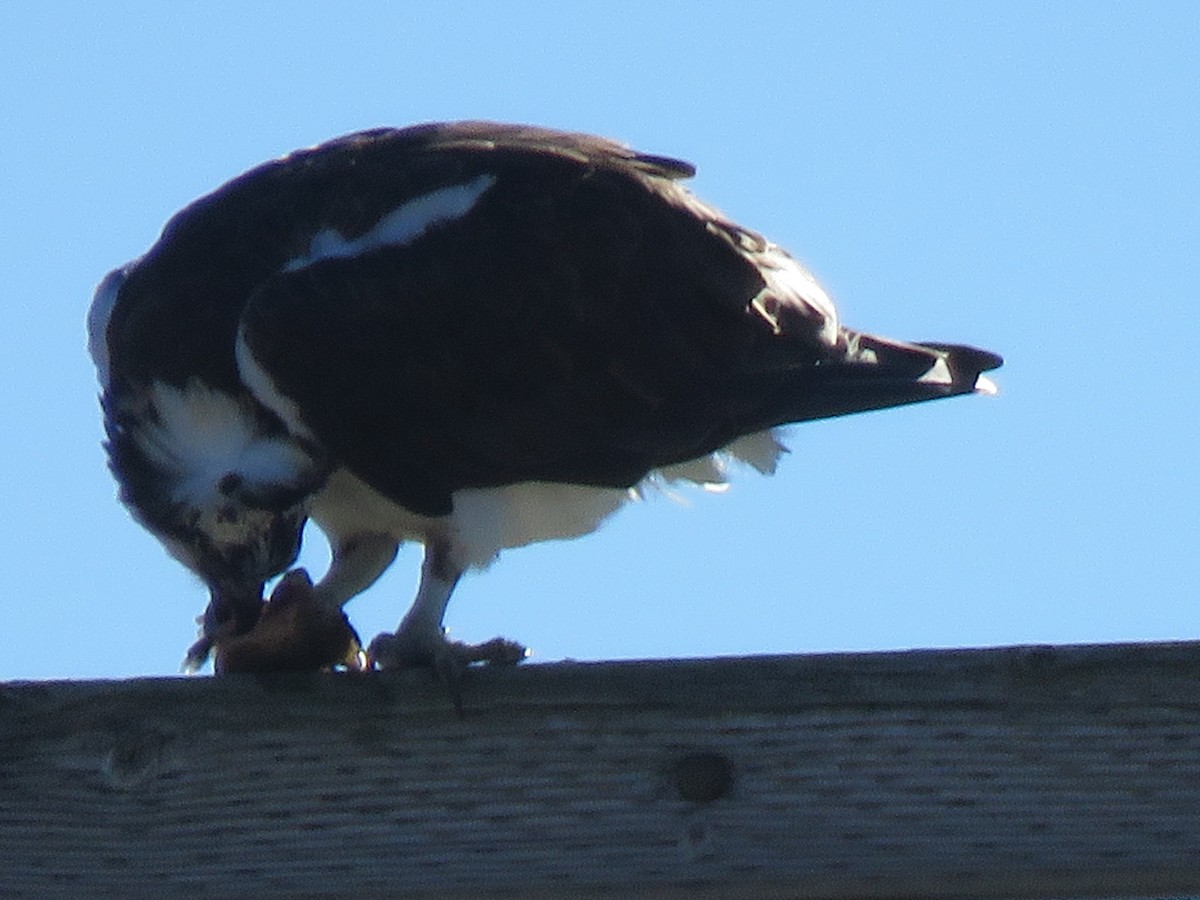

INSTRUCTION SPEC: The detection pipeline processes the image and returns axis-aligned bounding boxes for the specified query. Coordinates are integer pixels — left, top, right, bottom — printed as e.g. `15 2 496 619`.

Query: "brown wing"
231 124 998 518
236 125 840 516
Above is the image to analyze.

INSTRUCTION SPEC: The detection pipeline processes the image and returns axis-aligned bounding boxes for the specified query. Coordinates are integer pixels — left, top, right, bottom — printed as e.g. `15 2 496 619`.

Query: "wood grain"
3 642 1200 898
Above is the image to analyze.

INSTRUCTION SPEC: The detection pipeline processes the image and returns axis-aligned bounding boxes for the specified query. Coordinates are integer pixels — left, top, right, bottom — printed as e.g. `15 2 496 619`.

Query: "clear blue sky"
2 3 1196 681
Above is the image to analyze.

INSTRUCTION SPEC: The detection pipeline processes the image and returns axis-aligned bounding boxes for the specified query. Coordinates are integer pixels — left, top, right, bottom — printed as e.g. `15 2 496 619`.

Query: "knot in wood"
673 751 733 803
102 729 165 787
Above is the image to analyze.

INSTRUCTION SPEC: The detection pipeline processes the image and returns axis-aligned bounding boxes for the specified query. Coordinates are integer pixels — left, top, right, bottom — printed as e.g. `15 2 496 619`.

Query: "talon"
367 630 528 714
460 637 529 666
367 632 528 671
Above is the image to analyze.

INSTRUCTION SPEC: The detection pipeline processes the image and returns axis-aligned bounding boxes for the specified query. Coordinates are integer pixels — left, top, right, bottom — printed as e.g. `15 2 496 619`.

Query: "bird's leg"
367 537 527 687
312 533 399 610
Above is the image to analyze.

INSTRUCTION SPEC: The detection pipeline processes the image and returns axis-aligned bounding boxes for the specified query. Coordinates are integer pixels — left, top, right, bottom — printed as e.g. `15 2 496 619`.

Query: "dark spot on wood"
673 752 733 803
218 472 243 495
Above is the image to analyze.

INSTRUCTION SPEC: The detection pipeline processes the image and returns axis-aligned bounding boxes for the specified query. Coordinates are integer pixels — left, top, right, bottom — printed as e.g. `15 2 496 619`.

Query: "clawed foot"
366 629 527 672
367 629 528 711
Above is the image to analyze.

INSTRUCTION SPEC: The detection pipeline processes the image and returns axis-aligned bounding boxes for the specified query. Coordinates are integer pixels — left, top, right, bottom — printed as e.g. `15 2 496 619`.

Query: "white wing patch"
235 325 315 441
283 174 498 273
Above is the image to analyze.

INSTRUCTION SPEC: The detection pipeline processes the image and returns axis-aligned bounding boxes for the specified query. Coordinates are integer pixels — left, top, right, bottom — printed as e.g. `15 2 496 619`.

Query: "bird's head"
99 378 328 666
91 265 331 667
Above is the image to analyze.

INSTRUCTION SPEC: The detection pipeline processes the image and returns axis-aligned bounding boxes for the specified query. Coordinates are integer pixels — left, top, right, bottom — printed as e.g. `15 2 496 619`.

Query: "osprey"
89 121 1001 677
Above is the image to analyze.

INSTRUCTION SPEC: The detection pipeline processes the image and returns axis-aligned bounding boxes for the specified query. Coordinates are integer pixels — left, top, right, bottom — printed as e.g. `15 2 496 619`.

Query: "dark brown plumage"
90 121 1001 680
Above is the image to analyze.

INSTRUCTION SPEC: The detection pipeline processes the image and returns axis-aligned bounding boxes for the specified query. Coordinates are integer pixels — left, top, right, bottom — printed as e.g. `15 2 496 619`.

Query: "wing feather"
237 134 820 516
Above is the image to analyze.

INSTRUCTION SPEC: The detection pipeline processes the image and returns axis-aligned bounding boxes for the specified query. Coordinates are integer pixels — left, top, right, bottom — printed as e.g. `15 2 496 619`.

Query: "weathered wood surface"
2 641 1200 898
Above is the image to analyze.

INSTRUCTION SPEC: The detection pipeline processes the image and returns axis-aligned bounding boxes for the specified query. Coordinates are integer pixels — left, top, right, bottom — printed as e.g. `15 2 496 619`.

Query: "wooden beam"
3 641 1200 898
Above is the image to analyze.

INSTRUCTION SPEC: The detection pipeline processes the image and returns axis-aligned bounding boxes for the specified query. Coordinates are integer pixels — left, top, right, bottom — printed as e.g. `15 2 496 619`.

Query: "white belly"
310 468 632 571
309 428 784 571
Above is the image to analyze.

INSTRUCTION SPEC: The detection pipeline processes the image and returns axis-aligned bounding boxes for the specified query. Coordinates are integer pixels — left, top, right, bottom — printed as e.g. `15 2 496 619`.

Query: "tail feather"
746 332 1003 429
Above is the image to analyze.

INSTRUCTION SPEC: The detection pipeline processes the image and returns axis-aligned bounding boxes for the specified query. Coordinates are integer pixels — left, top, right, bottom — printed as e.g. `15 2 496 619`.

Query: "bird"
88 120 1002 680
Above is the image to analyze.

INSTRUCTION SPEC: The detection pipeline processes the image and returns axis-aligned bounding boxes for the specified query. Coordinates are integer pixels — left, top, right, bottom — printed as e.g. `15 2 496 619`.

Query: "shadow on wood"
3 641 1200 898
